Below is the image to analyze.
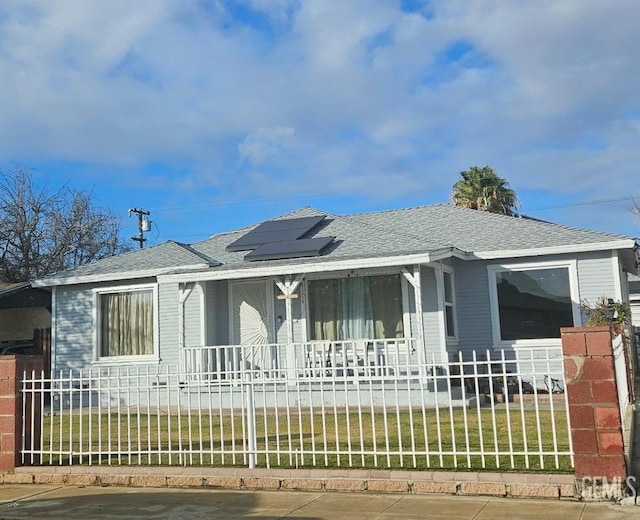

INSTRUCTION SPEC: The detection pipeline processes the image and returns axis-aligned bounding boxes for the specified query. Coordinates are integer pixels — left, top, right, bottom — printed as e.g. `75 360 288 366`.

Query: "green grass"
35 406 572 472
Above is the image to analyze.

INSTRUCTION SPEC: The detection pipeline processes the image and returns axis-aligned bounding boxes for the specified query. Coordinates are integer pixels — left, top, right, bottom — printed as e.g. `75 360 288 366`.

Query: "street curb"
1 467 578 500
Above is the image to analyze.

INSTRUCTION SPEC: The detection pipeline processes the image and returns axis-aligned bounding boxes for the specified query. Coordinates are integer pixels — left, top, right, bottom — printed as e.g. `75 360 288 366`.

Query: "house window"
98 288 155 357
308 274 404 341
443 270 456 338
490 265 575 341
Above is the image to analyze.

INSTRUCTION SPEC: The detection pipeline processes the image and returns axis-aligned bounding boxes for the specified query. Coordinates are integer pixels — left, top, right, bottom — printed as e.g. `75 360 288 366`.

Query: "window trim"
93 283 159 364
487 260 581 347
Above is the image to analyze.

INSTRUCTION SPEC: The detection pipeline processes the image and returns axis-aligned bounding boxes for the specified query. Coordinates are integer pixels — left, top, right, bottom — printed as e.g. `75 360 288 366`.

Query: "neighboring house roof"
0 282 31 298
32 204 638 287
0 281 51 310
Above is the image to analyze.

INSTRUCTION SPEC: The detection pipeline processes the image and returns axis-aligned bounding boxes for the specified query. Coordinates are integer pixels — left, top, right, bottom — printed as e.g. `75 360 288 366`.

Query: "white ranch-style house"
33 205 639 383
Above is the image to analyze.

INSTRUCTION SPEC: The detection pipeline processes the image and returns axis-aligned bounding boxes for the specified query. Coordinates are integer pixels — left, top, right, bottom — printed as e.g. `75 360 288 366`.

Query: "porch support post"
285 296 293 346
275 275 304 346
402 266 425 366
178 282 196 369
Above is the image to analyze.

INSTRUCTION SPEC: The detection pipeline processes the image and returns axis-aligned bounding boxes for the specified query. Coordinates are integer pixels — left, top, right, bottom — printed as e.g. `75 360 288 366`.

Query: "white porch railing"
19 346 573 472
181 338 419 384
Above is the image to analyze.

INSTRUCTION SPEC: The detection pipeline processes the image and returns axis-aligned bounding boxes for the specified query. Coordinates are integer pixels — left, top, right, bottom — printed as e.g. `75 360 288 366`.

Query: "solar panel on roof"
227 215 326 252
244 236 335 262
255 215 326 232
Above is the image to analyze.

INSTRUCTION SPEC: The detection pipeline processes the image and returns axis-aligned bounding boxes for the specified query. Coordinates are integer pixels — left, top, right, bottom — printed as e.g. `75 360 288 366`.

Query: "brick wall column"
0 355 43 473
561 326 626 480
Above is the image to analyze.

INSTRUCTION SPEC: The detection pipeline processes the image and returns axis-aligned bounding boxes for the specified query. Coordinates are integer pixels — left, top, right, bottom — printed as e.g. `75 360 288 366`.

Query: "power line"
146 190 640 217
524 195 640 212
142 192 640 241
147 192 340 215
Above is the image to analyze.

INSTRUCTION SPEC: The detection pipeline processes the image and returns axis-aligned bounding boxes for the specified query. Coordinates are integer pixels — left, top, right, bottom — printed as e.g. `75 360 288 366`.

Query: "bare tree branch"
0 167 129 282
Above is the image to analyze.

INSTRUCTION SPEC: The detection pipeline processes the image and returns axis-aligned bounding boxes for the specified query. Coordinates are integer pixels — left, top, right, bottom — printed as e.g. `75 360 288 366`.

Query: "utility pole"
129 208 151 249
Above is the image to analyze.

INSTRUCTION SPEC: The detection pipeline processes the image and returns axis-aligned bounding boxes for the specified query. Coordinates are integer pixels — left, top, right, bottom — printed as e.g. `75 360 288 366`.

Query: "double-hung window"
488 262 579 344
96 285 157 359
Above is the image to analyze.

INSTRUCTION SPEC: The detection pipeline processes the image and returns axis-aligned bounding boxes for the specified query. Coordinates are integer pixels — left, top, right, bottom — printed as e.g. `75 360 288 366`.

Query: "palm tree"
450 166 519 216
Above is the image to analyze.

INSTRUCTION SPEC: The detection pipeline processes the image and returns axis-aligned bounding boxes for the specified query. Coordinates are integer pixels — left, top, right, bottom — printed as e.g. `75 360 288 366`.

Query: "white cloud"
0 0 639 234
238 126 296 164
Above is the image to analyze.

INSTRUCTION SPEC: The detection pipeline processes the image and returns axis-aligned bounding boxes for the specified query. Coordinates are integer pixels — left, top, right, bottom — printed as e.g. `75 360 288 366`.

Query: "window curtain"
101 290 153 356
339 277 373 339
309 279 340 341
309 275 404 341
369 275 404 339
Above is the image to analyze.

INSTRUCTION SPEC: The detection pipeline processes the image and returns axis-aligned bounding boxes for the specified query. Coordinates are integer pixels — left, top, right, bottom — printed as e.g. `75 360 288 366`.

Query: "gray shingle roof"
39 241 216 283
34 204 636 286
350 205 630 253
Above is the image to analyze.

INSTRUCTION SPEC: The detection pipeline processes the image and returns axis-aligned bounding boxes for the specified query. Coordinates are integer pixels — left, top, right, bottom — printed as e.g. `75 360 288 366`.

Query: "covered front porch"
175 263 453 381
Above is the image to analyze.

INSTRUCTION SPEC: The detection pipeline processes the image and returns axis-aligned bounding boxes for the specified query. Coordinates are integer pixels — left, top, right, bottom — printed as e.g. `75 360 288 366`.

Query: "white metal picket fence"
19 347 573 472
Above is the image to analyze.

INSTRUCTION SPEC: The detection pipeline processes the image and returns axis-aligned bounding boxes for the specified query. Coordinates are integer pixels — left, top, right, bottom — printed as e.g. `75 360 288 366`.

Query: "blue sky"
1 0 639 246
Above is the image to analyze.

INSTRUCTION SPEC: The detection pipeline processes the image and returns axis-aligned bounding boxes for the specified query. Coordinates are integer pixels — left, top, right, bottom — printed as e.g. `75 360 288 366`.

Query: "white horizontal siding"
54 286 94 371
205 280 229 345
158 282 179 366
576 251 618 314
453 259 493 355
420 266 443 363
183 284 204 348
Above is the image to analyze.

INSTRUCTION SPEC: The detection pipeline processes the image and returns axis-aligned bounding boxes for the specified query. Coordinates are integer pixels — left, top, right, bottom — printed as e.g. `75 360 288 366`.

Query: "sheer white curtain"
101 290 153 356
309 275 404 341
339 277 373 339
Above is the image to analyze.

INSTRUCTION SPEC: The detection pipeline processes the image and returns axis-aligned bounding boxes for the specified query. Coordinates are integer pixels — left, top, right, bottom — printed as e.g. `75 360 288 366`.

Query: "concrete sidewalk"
0 485 638 520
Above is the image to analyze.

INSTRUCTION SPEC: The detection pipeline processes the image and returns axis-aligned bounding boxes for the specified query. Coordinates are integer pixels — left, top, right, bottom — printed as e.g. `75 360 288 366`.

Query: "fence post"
0 355 43 473
560 326 627 483
245 370 257 469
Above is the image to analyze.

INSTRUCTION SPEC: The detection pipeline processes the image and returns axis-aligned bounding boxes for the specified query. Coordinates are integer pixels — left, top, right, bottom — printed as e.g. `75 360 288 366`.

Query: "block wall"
561 326 626 479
